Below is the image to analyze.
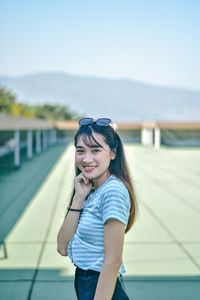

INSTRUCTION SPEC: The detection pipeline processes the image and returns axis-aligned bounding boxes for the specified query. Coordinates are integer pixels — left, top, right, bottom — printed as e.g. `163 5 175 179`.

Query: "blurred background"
0 1 200 299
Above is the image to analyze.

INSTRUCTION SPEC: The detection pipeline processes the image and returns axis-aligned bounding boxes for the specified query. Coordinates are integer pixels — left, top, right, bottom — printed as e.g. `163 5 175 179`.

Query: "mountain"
0 72 200 122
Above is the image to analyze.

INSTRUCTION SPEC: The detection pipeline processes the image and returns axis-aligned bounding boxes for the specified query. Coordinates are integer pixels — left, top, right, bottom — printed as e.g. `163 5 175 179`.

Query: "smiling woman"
57 117 138 300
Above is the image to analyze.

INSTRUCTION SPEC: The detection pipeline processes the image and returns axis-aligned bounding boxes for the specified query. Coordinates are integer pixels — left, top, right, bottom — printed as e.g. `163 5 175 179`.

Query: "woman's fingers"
76 173 89 185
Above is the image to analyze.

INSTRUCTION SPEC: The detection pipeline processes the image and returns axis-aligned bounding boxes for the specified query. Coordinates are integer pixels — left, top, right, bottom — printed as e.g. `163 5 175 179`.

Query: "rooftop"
0 142 200 299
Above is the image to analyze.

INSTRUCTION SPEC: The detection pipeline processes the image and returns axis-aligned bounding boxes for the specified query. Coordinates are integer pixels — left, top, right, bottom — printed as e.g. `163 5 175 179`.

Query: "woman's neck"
93 170 111 191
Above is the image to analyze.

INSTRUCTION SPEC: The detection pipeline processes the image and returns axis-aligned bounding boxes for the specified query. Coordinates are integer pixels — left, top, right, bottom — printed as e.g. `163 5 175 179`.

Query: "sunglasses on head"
79 118 112 127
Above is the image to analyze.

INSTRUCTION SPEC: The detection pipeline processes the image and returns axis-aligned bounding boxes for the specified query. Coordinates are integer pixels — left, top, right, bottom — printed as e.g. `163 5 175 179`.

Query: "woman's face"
75 132 116 188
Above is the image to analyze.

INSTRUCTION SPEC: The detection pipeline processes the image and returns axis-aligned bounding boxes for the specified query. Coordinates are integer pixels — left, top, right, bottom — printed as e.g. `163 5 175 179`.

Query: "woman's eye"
76 150 83 153
93 149 100 153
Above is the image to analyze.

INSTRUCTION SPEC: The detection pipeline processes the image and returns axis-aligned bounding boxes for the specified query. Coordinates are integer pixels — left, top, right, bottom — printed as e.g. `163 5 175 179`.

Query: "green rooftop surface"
0 143 200 299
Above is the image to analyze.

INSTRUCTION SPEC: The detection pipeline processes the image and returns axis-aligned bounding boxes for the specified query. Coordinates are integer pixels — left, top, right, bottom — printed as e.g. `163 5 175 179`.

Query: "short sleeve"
100 181 130 226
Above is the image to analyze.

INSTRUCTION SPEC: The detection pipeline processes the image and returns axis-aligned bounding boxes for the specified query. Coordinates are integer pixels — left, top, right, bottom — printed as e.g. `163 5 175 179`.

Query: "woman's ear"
110 150 116 160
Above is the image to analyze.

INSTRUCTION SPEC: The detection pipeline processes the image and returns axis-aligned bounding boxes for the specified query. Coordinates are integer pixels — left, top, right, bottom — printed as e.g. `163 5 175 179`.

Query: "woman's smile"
83 166 97 172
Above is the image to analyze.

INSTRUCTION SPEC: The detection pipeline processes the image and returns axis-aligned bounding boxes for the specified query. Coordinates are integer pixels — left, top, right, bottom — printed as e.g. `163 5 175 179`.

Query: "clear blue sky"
1 0 200 90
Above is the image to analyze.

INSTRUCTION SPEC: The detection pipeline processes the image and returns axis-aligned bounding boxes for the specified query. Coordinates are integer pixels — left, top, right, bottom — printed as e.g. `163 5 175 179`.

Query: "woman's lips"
83 166 96 172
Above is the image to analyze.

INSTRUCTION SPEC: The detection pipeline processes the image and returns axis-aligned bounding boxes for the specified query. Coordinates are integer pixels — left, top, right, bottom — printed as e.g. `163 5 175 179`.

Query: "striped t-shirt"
67 175 130 275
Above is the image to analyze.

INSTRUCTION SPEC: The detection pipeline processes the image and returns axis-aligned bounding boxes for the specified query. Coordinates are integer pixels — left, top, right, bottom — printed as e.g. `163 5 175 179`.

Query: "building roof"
0 113 55 131
1 114 200 131
56 121 79 130
56 120 200 130
155 121 200 129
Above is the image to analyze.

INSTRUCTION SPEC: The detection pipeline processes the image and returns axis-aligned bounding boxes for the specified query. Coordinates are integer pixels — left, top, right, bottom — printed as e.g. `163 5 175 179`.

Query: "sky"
1 0 200 91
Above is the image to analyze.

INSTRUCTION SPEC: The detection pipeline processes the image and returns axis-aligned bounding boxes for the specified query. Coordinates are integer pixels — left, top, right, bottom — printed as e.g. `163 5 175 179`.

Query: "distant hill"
0 72 200 122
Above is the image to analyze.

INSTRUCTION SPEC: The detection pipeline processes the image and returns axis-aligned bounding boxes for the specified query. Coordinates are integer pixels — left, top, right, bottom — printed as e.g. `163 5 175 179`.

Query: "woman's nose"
82 153 93 163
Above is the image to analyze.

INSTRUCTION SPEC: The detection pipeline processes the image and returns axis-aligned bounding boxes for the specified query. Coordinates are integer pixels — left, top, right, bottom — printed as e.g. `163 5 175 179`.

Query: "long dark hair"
68 122 138 233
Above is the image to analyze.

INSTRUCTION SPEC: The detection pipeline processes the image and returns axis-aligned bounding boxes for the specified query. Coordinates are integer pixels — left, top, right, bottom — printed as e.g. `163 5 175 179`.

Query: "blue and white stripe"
67 175 130 275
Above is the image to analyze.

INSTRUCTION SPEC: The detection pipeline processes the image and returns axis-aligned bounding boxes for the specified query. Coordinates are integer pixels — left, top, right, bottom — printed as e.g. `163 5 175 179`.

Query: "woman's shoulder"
102 175 129 197
99 175 130 210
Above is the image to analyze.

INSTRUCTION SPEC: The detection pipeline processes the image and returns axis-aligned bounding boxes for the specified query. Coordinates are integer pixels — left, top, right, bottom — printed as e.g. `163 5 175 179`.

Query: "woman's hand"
74 172 93 202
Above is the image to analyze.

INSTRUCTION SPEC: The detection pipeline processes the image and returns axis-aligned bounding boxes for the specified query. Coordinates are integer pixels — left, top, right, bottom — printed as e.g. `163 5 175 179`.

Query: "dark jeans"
74 266 129 300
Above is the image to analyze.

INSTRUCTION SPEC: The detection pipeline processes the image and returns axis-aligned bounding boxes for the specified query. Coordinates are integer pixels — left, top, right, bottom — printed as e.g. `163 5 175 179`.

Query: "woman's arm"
57 173 93 256
57 195 84 256
94 218 125 300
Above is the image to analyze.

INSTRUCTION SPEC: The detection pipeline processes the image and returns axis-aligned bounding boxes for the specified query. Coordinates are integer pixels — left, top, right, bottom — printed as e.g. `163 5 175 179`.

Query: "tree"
0 86 82 121
0 86 16 113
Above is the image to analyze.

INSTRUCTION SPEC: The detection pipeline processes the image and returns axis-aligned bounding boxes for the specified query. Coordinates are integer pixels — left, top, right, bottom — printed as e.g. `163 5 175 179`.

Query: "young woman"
57 117 137 300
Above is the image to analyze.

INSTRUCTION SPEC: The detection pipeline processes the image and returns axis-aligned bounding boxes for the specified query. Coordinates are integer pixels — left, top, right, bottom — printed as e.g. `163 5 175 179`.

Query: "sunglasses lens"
96 118 112 126
79 117 112 127
79 118 94 126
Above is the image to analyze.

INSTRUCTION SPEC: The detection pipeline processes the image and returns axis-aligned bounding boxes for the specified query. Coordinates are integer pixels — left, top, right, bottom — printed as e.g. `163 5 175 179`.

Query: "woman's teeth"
83 166 96 172
84 166 96 169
